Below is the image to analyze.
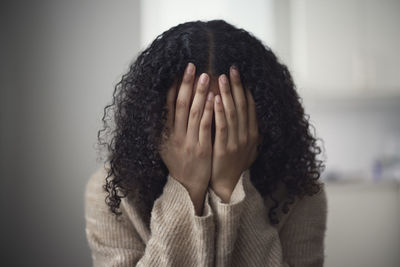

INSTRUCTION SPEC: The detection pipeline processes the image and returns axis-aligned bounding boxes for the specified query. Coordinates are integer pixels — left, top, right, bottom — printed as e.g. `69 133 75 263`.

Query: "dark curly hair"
96 19 325 226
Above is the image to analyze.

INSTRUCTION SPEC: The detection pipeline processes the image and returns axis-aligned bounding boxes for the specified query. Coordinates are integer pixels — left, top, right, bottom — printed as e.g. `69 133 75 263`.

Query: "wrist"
187 188 207 216
210 173 242 203
209 183 234 203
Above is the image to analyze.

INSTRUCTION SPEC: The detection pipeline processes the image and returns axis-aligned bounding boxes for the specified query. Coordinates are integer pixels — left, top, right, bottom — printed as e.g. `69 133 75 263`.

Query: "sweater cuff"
207 169 250 265
165 174 213 219
207 169 250 224
164 174 215 266
208 169 249 207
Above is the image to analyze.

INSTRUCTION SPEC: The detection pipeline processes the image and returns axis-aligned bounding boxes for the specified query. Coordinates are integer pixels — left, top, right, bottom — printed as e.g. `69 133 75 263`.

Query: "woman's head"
98 19 325 225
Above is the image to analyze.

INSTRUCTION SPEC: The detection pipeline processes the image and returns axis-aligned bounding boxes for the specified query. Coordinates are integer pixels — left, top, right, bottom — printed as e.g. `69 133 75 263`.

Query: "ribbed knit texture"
85 167 327 266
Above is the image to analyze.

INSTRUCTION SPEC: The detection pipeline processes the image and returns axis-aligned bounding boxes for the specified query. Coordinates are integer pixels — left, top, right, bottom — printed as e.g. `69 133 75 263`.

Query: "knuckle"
233 78 242 85
171 135 181 145
176 98 189 110
184 144 195 154
239 135 248 146
222 85 230 94
196 85 207 95
218 123 227 133
227 110 236 120
237 101 247 113
205 102 213 111
189 108 201 120
201 121 211 131
227 144 238 153
216 104 224 112
215 148 227 158
196 147 209 158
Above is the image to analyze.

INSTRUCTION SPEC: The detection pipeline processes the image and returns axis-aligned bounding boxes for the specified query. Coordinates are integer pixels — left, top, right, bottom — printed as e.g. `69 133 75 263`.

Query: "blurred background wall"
1 0 141 265
1 0 399 266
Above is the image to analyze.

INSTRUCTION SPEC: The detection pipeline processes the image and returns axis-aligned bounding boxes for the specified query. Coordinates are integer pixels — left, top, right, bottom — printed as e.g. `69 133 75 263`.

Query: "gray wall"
1 1 141 265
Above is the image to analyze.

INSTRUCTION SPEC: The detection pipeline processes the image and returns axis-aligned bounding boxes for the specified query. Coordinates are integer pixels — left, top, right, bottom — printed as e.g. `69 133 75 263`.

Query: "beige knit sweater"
85 166 327 267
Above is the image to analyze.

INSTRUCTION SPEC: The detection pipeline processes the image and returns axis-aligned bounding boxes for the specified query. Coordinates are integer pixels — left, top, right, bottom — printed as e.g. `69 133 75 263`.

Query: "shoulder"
265 181 327 229
84 165 111 215
84 165 150 230
84 164 141 232
84 165 148 255
286 182 327 226
293 182 328 215
85 166 109 203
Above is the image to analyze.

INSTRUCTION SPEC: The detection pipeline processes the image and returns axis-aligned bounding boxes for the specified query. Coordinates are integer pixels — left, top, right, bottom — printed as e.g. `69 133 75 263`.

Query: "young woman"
85 20 327 266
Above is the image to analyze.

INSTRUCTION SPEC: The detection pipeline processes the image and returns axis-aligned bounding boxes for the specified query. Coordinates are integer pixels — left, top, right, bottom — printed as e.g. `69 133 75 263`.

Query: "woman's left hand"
210 66 262 202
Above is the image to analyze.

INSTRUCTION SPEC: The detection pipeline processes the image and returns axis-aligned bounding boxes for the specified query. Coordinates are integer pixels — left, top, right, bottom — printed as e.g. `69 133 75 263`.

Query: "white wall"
290 0 400 93
140 0 275 50
325 182 400 267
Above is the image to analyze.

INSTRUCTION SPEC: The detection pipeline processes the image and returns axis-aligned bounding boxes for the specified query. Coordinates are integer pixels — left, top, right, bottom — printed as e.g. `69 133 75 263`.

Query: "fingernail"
230 66 239 77
220 75 227 84
207 91 214 101
186 62 195 75
200 73 209 84
216 95 221 103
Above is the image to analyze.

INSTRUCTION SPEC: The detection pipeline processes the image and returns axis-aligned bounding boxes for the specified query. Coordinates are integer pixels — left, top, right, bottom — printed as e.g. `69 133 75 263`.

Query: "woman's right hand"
159 62 214 215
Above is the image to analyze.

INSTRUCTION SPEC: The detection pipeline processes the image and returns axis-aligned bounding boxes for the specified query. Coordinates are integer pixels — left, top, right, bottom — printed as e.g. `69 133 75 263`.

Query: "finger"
174 62 195 136
245 88 259 142
187 73 210 142
219 74 238 145
199 91 214 147
165 79 178 132
229 66 248 145
214 94 228 149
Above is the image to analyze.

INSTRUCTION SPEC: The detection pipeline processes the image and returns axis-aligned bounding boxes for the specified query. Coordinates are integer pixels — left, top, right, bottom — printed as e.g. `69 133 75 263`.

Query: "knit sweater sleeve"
208 169 328 267
85 168 215 267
